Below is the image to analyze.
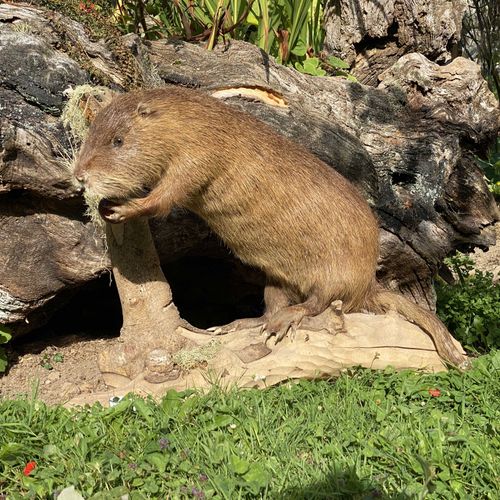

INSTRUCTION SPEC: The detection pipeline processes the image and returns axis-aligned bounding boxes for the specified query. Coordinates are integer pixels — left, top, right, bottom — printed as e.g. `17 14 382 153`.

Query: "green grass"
1 352 499 498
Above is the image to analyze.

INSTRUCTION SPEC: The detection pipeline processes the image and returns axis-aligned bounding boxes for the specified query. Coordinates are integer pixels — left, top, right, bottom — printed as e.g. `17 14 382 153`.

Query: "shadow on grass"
276 467 410 499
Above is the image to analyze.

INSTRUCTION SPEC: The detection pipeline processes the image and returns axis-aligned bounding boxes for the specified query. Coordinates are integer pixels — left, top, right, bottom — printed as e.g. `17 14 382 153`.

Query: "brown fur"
74 87 467 367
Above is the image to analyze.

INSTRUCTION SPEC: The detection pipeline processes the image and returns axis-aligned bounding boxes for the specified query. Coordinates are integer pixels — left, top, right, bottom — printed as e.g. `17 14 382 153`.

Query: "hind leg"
265 289 328 343
263 281 291 316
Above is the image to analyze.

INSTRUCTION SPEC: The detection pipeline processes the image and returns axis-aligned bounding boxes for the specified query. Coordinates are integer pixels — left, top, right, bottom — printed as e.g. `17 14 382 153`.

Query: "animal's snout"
73 164 89 194
73 160 91 183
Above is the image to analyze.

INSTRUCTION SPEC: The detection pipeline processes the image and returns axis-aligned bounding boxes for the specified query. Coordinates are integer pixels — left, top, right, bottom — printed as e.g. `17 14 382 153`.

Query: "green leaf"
106 468 122 481
243 463 272 491
146 452 168 474
415 454 433 485
53 353 64 363
98 486 129 498
246 10 259 26
291 40 307 56
208 414 233 430
0 325 12 344
0 348 8 373
230 455 250 475
300 57 326 76
210 475 236 497
438 467 451 481
178 460 191 473
161 390 182 417
144 479 159 494
0 442 27 463
327 55 350 69
211 444 225 464
132 478 144 487
294 61 305 72
132 398 154 423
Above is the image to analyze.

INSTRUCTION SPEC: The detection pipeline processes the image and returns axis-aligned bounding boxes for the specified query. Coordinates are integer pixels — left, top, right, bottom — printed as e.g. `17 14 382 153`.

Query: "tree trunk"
323 0 468 85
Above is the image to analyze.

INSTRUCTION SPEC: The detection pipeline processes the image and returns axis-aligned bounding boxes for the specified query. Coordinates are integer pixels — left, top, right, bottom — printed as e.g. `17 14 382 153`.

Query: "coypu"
74 87 467 368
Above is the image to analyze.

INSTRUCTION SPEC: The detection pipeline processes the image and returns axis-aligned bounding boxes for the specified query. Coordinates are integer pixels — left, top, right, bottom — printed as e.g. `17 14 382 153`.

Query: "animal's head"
73 92 167 202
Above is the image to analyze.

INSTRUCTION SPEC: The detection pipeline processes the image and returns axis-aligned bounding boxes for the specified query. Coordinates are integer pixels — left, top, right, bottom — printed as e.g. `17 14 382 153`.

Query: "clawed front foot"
99 198 144 223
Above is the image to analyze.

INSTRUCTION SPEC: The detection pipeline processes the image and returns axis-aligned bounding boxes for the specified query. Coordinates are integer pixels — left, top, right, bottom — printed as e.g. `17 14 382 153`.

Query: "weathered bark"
0 4 105 330
0 202 106 330
0 3 498 340
323 0 468 85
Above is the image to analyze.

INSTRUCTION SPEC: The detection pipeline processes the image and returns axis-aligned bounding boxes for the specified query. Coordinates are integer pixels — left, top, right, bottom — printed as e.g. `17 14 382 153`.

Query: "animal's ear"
136 102 155 118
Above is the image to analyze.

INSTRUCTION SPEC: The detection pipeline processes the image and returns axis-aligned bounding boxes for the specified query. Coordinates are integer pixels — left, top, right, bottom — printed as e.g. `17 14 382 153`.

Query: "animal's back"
180 93 380 310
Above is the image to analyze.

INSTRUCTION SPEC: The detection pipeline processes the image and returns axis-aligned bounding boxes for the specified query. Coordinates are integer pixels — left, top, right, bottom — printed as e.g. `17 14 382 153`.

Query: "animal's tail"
366 287 469 369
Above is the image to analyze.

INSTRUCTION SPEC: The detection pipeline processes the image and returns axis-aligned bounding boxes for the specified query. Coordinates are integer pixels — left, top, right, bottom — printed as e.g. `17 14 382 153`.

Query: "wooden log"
323 0 468 85
137 38 499 309
0 3 497 338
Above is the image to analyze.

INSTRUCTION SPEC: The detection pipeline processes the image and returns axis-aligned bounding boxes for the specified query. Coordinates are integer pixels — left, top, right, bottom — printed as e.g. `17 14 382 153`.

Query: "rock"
45 371 61 384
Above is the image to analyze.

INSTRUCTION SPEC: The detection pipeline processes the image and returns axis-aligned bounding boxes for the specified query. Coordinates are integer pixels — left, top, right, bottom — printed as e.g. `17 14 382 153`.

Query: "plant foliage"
475 137 500 199
1 353 500 497
436 253 500 352
112 0 352 77
461 0 500 99
0 326 12 374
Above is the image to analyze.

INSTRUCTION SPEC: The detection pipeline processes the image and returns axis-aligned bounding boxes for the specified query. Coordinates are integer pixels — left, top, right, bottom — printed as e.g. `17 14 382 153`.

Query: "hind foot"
264 306 307 344
300 300 346 334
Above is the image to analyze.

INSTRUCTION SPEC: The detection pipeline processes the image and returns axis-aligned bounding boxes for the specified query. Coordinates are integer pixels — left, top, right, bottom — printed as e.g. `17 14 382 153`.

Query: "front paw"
98 199 134 224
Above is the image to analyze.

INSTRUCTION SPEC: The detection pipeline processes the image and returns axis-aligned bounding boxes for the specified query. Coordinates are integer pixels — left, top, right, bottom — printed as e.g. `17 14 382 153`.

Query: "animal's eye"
112 136 123 147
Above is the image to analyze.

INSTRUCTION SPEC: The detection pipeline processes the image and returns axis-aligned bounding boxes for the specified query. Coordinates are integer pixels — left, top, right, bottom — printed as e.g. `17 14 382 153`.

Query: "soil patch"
0 333 119 405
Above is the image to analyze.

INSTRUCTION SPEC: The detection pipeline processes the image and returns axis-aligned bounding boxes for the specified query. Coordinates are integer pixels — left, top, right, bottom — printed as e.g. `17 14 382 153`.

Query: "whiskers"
86 173 147 200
